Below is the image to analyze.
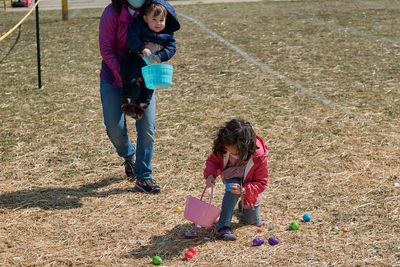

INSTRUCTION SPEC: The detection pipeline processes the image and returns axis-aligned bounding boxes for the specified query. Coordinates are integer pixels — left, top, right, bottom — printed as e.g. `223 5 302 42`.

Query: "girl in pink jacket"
204 119 269 240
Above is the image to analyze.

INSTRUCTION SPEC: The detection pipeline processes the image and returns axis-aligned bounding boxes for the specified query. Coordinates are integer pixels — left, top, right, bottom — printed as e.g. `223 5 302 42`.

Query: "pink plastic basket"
184 184 221 228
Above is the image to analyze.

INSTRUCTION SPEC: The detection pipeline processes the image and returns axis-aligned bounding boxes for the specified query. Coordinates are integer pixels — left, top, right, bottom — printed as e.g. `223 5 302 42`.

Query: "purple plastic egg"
268 237 279 246
252 238 265 246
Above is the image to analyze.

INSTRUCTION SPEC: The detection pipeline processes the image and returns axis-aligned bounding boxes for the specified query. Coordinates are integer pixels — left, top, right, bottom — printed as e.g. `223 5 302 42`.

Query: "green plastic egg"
152 256 162 265
290 221 299 230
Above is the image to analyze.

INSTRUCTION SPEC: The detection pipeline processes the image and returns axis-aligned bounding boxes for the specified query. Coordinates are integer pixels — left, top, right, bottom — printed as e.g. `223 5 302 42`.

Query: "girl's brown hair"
212 119 257 166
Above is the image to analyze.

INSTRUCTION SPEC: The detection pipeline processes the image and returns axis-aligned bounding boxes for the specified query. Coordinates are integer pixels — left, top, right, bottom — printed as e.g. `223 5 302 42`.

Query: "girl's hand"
229 183 242 195
206 175 215 188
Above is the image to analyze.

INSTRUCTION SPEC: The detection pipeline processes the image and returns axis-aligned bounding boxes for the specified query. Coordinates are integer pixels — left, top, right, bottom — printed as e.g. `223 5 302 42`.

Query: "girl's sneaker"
216 227 237 241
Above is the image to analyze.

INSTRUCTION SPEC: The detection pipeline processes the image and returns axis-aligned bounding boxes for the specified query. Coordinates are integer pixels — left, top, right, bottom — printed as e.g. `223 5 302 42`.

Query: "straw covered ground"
0 0 399 266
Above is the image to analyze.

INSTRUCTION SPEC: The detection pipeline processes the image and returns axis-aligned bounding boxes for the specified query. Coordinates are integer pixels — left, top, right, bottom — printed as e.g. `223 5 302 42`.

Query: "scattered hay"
1 0 399 265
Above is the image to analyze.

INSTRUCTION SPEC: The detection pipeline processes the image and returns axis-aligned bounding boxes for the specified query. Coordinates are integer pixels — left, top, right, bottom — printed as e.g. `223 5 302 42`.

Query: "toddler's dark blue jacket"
126 0 180 62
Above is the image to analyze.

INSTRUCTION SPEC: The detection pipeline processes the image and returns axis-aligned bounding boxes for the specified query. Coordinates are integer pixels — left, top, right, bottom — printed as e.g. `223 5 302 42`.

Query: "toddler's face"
225 144 239 156
144 12 166 33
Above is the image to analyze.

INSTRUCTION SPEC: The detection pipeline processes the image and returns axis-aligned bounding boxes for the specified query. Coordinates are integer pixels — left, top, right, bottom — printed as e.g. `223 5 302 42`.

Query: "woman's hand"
228 183 242 195
113 71 122 88
206 175 215 188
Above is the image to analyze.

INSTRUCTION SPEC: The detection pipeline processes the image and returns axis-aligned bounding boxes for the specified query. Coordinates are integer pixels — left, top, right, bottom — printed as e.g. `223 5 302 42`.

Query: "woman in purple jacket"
99 0 160 193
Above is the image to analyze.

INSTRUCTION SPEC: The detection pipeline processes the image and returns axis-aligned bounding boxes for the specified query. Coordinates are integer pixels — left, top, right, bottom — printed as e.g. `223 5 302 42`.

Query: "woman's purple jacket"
99 3 139 87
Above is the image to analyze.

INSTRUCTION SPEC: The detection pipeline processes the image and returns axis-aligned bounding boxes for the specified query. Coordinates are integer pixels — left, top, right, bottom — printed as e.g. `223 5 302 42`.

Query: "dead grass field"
1 0 400 266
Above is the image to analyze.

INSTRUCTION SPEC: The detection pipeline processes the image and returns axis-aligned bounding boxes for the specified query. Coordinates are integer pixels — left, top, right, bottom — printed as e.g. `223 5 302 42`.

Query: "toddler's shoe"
121 97 138 119
216 226 237 241
133 102 149 120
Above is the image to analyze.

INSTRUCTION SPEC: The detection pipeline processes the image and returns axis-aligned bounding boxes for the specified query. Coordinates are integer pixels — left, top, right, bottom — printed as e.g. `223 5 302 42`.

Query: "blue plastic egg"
225 183 232 192
303 214 311 222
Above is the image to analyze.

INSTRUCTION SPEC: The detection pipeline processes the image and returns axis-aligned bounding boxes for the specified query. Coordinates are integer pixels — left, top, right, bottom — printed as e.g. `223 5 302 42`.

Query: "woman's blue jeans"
218 178 260 227
100 79 155 180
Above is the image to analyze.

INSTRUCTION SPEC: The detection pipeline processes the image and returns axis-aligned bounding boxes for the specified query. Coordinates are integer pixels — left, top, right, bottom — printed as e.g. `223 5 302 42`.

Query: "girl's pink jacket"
204 136 269 208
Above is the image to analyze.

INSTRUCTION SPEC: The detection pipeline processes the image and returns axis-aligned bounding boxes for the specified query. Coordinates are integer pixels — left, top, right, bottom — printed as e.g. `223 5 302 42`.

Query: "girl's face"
225 144 239 156
143 12 166 33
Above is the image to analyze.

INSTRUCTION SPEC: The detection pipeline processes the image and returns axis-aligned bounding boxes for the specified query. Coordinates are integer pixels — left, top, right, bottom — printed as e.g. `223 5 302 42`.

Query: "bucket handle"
142 53 157 66
200 184 214 204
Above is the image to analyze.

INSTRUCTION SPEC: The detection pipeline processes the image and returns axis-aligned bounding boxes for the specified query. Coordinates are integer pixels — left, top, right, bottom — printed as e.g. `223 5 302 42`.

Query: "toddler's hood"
150 0 180 33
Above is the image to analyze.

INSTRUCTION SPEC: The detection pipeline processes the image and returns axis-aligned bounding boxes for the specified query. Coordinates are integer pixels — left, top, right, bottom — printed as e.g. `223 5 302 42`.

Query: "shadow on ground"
127 221 242 261
0 177 134 210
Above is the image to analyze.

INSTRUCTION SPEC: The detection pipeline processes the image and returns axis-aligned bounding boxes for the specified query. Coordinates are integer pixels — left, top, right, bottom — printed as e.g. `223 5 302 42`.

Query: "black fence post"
35 0 42 88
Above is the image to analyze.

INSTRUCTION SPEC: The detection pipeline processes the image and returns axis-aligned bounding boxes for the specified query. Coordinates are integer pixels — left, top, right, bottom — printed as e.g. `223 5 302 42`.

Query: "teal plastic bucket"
141 64 173 90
